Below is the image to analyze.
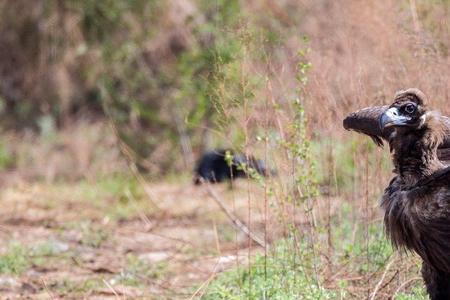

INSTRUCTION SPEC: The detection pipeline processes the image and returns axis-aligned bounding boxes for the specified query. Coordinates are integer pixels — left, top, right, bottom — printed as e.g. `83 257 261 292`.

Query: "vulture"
194 149 269 184
343 92 450 163
344 88 450 300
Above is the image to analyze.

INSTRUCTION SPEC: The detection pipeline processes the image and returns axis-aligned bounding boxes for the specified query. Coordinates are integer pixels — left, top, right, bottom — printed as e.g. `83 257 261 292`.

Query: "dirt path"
0 177 266 299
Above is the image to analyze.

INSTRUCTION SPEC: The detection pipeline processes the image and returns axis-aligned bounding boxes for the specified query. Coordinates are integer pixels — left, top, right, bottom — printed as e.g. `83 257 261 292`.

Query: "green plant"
0 243 29 275
55 277 105 294
0 240 73 275
203 241 338 299
0 142 14 170
79 222 110 248
395 285 428 300
113 254 168 287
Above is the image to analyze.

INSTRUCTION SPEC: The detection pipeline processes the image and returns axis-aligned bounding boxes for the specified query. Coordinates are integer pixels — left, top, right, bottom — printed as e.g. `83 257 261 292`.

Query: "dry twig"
203 181 266 248
369 255 396 300
393 277 422 298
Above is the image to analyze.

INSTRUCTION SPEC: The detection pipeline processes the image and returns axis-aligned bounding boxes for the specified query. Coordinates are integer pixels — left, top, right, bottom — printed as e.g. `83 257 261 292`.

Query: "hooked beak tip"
379 113 392 131
379 107 407 131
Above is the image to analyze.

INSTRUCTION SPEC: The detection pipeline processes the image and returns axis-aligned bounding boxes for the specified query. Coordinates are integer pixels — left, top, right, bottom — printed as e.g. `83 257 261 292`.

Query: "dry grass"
0 177 272 299
0 132 426 299
303 0 450 126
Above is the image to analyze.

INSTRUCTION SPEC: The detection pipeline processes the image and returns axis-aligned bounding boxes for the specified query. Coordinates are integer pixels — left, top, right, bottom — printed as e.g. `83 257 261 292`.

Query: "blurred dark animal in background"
344 88 450 300
194 149 270 184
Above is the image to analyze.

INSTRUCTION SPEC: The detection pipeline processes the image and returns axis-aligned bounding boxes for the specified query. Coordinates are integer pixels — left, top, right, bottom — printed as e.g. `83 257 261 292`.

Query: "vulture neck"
391 118 445 186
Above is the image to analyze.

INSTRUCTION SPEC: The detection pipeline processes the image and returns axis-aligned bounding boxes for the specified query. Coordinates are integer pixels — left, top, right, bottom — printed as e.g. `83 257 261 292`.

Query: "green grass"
111 254 168 287
203 241 339 300
67 174 144 204
46 174 155 222
78 221 111 248
55 277 106 295
0 243 29 275
311 136 392 193
203 203 427 299
0 240 71 275
331 203 394 273
0 141 14 170
395 286 428 300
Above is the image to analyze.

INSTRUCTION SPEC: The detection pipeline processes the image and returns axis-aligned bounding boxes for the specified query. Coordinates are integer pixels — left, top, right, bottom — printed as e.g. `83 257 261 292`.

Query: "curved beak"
379 107 410 130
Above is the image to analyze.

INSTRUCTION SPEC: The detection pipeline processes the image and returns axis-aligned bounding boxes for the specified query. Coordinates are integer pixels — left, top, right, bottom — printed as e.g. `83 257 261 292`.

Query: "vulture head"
343 88 450 163
380 89 446 151
379 88 428 131
378 89 447 179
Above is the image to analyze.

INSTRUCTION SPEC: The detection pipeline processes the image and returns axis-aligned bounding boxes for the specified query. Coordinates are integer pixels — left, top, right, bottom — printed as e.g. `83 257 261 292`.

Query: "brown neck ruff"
389 113 445 185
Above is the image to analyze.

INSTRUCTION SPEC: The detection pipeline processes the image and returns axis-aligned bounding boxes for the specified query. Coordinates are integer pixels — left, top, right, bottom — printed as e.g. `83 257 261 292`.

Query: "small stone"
139 251 170 262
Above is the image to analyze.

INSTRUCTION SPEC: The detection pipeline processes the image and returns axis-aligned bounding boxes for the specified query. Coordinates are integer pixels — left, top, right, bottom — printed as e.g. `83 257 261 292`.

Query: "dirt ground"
0 175 267 299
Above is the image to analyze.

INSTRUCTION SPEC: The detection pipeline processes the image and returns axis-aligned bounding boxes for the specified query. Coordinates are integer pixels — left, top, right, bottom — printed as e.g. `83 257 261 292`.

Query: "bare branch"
203 181 266 248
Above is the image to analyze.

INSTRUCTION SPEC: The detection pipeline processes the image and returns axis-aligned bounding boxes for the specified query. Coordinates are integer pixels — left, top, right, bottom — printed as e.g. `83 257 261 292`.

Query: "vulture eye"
404 104 416 114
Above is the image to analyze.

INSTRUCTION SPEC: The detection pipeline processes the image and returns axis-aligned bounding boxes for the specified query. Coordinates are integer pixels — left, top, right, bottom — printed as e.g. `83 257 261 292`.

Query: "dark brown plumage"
343 105 390 146
343 93 450 162
344 88 450 300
